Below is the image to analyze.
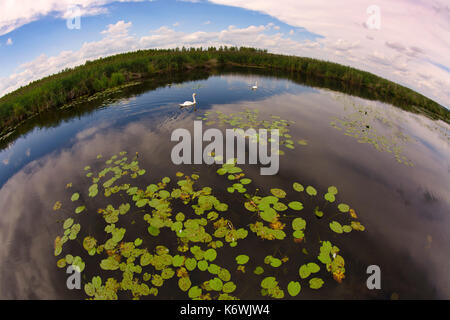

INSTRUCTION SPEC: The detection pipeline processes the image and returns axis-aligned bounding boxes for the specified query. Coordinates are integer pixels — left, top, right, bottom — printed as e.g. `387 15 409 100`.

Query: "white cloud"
6 38 12 45
173 22 180 27
1 0 449 109
207 0 450 107
0 0 145 36
0 20 138 97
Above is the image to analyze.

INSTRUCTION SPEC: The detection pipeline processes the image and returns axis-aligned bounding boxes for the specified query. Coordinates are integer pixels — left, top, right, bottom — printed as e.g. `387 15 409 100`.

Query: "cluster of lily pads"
331 99 414 166
196 109 308 154
52 148 366 300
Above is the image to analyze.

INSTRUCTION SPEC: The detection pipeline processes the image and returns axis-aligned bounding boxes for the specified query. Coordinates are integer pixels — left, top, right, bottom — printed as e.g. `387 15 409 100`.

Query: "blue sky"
0 1 320 78
0 0 448 107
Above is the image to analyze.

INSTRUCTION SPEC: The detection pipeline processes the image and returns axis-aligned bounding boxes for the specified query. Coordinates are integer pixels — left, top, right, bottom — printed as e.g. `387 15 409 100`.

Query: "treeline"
0 47 448 134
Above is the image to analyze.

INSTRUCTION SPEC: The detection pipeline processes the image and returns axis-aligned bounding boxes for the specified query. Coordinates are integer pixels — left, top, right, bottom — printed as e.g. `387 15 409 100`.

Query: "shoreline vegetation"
1 47 449 139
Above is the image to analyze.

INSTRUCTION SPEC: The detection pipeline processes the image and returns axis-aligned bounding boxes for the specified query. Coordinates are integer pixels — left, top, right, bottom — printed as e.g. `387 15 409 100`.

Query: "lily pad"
287 281 301 296
306 186 317 196
288 201 303 211
235 255 249 265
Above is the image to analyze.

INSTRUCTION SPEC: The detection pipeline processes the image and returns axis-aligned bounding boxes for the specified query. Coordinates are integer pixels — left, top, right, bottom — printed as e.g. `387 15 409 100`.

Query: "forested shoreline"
1 47 448 136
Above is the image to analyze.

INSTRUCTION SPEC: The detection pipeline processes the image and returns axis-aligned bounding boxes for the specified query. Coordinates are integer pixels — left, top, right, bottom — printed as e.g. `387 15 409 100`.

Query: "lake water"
0 71 449 299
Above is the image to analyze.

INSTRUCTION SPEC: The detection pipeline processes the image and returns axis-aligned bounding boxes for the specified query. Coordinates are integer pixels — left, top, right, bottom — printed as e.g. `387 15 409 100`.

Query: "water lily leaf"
270 188 286 198
293 230 304 239
342 225 352 233
218 268 231 282
75 206 86 214
306 186 317 196
261 277 277 289
293 182 304 192
329 221 343 233
56 258 66 268
338 203 350 213
140 253 152 266
235 254 249 265
328 186 338 195
172 255 184 267
273 202 287 211
204 248 217 262
216 168 227 175
292 217 306 231
136 199 148 208
270 258 282 268
324 193 335 203
63 218 74 229
260 208 277 222
299 264 310 279
148 226 160 236
197 260 208 271
307 262 320 273
288 201 303 211
240 178 252 185
287 281 301 296
215 203 228 212
210 277 223 291
83 236 96 251
309 278 324 289
71 193 80 201
314 207 324 218
185 258 197 271
188 286 202 299
254 266 264 275
223 281 236 293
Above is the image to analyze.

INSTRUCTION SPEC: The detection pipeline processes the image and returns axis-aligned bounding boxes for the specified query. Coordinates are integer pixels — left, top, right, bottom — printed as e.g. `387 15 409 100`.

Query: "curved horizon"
0 0 449 108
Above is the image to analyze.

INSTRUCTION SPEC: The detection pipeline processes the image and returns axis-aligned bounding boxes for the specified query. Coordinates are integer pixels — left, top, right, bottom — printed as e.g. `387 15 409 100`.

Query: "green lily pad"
329 221 343 234
288 201 303 211
254 266 264 275
71 193 80 201
178 277 192 292
292 217 306 231
324 193 335 203
204 248 217 262
287 281 301 296
306 186 317 196
309 278 324 289
328 186 338 195
270 188 286 198
63 218 74 229
338 203 350 213
188 286 202 299
75 206 86 214
235 255 249 265
209 277 223 291
261 277 277 289
293 182 304 192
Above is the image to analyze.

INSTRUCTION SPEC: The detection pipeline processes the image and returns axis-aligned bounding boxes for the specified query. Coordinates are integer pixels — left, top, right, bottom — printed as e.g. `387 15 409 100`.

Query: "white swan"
251 81 258 90
179 93 197 107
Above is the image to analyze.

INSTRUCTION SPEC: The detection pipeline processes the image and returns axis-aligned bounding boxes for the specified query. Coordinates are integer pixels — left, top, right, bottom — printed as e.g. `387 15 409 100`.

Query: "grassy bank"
1 47 448 135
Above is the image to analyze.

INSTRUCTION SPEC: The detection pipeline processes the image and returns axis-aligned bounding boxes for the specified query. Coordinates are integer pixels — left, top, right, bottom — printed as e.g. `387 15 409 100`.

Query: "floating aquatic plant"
52 149 367 300
331 98 414 166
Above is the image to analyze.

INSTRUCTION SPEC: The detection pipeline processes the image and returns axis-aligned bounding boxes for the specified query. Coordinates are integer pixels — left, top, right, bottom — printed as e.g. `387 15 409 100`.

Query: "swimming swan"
179 93 197 107
251 81 258 90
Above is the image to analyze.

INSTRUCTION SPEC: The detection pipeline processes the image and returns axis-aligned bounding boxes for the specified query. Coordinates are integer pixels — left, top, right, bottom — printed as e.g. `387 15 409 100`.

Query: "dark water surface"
0 72 449 299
